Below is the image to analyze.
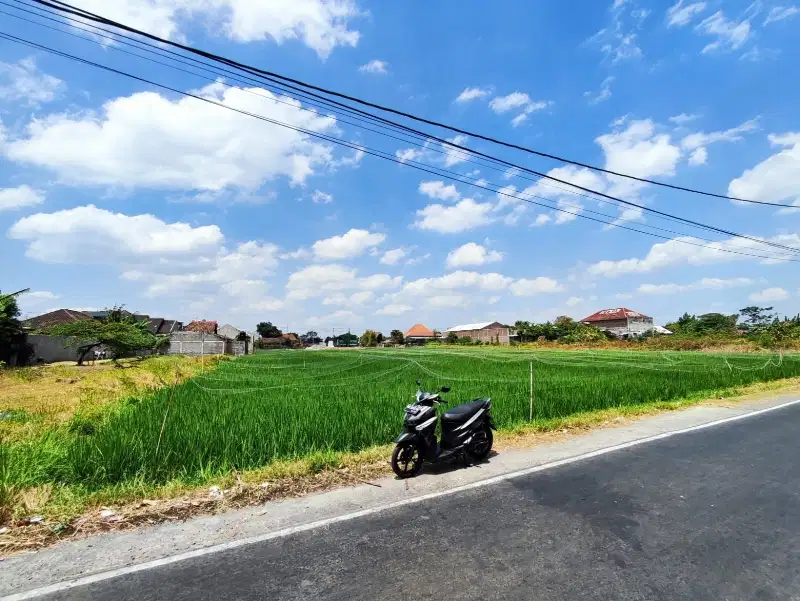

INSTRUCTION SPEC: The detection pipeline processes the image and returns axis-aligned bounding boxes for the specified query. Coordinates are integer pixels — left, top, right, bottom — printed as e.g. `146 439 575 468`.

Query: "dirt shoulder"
3 375 799 557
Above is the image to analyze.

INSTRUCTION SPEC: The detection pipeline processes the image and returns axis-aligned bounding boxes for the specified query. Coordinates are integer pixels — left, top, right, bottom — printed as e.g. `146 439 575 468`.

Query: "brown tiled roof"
185 320 218 334
22 309 92 330
405 323 435 338
581 308 650 323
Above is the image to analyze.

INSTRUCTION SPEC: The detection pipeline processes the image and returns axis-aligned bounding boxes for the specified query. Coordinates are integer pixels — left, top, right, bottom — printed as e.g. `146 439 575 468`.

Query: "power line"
2 30 798 267
15 1 800 258
30 0 795 209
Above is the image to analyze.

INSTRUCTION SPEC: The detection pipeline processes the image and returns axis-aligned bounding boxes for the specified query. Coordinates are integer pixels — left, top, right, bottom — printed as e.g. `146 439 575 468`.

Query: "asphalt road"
32 403 800 601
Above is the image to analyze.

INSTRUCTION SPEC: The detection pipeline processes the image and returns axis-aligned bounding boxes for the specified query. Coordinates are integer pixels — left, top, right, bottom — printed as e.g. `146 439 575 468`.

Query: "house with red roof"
404 323 437 345
581 307 659 338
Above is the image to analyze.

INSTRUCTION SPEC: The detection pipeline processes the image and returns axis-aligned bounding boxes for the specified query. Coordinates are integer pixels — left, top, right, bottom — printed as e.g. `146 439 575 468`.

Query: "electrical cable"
2 30 798 265
29 0 796 209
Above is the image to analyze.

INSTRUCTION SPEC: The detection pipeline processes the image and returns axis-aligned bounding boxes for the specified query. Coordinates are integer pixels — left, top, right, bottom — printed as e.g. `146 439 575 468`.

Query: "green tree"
445 332 458 344
46 318 159 365
256 322 282 338
0 288 31 366
359 329 380 347
389 329 405 345
738 306 775 333
300 330 322 345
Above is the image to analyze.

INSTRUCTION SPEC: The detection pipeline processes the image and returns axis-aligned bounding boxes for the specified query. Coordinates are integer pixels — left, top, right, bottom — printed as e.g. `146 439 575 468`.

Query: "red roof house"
185 320 218 334
580 307 654 338
581 308 649 323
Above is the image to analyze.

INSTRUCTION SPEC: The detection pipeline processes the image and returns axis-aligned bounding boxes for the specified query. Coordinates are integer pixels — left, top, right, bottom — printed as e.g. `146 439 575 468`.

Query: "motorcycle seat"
441 398 490 423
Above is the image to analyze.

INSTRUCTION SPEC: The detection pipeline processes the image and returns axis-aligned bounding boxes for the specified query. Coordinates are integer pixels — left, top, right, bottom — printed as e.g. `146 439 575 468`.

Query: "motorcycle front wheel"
391 441 423 478
468 426 493 462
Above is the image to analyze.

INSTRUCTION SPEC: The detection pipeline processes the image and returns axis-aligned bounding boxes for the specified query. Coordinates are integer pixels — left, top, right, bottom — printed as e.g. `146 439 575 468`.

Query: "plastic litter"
209 486 224 500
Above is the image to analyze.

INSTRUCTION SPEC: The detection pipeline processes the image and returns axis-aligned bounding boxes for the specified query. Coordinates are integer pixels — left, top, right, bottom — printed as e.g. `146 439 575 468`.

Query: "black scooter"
390 380 496 478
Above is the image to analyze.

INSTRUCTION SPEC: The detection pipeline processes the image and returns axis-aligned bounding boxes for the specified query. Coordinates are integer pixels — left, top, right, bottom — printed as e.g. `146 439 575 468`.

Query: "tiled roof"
185 320 218 334
22 309 92 330
405 323 435 338
581 308 650 323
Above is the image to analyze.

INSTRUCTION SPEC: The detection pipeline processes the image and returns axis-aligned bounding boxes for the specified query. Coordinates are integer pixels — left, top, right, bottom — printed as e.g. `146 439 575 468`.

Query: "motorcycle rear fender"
488 415 497 430
396 431 420 444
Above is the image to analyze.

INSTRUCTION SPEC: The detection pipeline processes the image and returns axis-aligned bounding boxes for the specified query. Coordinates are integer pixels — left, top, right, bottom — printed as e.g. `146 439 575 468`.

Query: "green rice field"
6 348 800 492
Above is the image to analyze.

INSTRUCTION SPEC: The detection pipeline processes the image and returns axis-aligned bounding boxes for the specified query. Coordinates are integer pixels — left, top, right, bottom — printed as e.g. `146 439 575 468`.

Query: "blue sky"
1 0 799 336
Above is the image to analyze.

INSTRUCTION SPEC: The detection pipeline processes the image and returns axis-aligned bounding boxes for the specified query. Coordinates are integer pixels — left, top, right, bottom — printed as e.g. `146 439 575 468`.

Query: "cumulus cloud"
680 118 759 163
380 248 407 265
414 198 494 233
587 233 800 277
375 303 412 316
490 92 552 126
669 113 701 125
637 277 754 295
308 310 363 327
728 132 800 212
311 190 333 204
666 1 707 27
69 0 362 58
750 287 789 302
3 83 339 192
286 264 401 300
445 242 503 268
323 291 374 305
455 87 491 103
418 180 460 201
0 58 63 106
0 186 45 211
509 277 564 296
311 228 386 260
358 59 389 74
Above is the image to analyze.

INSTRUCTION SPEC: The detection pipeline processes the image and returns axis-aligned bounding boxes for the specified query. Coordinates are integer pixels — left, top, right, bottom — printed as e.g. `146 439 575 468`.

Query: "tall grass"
5 349 800 492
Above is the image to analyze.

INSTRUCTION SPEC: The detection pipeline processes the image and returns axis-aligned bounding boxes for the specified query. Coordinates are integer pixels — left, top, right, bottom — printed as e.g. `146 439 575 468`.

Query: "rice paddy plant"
57 348 800 487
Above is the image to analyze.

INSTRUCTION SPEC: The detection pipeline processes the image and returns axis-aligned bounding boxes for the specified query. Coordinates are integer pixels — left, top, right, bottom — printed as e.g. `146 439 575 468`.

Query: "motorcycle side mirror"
440 386 450 393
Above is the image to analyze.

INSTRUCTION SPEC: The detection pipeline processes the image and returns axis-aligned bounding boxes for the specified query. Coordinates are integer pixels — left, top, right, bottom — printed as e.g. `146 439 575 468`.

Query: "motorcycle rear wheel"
468 426 493 462
391 442 423 478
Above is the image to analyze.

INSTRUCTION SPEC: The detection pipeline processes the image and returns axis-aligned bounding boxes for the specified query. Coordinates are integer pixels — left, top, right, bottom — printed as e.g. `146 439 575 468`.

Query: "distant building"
404 323 436 345
445 321 512 345
22 309 93 330
185 320 218 334
581 307 657 338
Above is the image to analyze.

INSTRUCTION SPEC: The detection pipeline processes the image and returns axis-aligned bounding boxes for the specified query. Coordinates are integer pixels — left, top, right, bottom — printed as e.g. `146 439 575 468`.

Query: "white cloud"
587 233 800 277
509 277 564 297
637 277 754 295
4 84 339 191
403 271 512 296
586 1 644 64
443 134 470 167
418 180 461 201
445 242 504 268
9 205 222 262
533 214 552 227
312 228 386 260
414 198 494 234
566 296 584 307
584 76 615 105
375 303 412 316
697 11 752 54
323 290 373 305
455 87 491 103
764 6 799 24
489 92 532 114
395 147 423 163
666 1 707 26
0 185 45 211
688 147 708 166
669 113 701 125
681 118 759 152
311 190 333 204
0 58 63 106
597 119 681 180
750 287 789 302
380 248 407 265
286 264 401 300
488 296 502 305
728 132 800 211
307 310 362 327
279 247 313 260
70 0 362 59
358 59 389 74
26 290 60 301
406 253 430 266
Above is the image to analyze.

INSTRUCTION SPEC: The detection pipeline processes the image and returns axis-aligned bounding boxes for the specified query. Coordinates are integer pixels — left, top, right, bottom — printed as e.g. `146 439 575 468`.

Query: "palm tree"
0 288 30 366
